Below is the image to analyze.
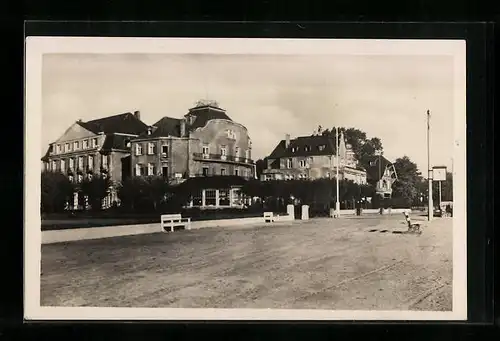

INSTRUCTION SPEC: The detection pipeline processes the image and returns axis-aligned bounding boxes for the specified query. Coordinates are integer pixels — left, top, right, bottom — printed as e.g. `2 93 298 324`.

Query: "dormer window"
64 143 70 152
226 129 236 139
318 144 326 151
125 139 131 148
291 147 296 153
304 145 311 152
73 141 80 150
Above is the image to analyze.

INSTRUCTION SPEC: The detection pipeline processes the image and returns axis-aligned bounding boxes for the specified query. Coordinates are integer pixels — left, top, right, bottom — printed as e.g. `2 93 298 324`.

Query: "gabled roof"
186 105 232 131
364 155 394 181
268 135 337 159
137 117 182 138
76 112 148 135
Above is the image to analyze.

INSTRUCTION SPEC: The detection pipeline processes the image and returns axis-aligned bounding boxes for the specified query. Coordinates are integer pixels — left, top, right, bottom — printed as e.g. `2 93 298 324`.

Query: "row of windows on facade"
133 164 250 177
53 138 100 154
290 144 326 153
282 156 350 169
134 143 250 159
67 172 107 183
46 154 109 172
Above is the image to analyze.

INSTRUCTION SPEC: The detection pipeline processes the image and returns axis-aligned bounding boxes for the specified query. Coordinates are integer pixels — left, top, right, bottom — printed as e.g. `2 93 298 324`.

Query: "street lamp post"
427 110 433 221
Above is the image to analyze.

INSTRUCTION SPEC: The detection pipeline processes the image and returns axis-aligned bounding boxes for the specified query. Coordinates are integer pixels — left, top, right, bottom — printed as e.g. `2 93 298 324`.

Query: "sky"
42 53 455 173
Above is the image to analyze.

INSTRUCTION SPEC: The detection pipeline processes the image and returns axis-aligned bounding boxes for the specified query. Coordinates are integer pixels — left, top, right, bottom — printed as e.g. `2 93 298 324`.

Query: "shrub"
41 171 75 213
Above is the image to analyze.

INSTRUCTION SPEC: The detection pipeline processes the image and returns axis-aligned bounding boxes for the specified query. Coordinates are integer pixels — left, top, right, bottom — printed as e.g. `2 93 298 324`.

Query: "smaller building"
174 175 252 209
261 131 367 184
364 154 398 198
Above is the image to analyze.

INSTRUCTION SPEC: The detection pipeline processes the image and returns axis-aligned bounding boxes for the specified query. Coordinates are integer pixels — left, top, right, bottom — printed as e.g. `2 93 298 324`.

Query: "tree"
41 171 75 213
143 176 172 211
80 175 112 211
117 177 148 212
326 126 383 169
391 156 423 206
255 158 267 179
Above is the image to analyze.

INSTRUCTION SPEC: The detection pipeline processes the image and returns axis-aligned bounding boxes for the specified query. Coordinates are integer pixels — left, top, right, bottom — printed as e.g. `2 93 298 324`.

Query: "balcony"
193 153 254 165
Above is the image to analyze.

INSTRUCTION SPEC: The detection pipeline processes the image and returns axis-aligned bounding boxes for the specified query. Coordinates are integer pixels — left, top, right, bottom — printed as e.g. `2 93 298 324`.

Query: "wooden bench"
161 214 191 232
264 212 274 223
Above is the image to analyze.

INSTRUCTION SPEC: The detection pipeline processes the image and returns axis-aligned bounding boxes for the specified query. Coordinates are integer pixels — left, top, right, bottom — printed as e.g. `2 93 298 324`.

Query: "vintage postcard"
24 37 467 320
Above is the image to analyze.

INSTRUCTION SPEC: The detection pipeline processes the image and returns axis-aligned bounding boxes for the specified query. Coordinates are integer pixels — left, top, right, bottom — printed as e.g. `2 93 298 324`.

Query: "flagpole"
335 127 340 218
427 110 433 221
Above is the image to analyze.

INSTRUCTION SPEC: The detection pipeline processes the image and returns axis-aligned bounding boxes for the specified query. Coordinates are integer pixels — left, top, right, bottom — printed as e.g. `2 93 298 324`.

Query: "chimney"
285 134 290 148
180 119 186 137
133 111 141 120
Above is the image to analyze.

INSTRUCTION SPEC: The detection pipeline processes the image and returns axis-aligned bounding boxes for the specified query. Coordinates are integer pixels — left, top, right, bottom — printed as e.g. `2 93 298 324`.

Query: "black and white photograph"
24 37 467 321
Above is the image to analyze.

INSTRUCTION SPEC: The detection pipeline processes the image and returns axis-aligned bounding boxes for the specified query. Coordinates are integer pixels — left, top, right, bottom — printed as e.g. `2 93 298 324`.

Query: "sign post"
432 166 447 209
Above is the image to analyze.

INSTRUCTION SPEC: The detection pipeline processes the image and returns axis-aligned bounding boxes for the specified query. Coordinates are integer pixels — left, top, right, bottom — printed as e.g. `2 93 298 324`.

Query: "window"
64 143 70 152
77 174 83 183
220 146 227 160
148 142 155 155
83 140 88 149
88 173 93 181
234 168 239 176
69 158 74 170
161 145 169 157
135 144 143 156
51 160 56 171
221 168 226 176
73 141 79 150
78 156 84 169
299 160 306 168
60 159 66 171
56 145 62 153
245 149 250 160
162 166 168 178
226 129 236 139
92 138 98 148
68 175 74 182
235 146 240 157
88 155 93 170
135 164 141 176
304 145 311 152
148 163 155 176
318 144 326 151
101 155 108 169
202 167 209 176
219 189 230 206
287 158 293 168
202 145 209 157
291 147 297 153
205 189 216 206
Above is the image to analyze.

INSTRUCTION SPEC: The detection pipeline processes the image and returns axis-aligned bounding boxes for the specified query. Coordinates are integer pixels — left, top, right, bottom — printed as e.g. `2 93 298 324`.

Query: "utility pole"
335 126 340 218
427 110 433 221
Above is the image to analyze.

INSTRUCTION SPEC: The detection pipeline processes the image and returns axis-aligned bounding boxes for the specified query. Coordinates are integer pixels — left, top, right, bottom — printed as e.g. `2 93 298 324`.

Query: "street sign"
432 166 447 182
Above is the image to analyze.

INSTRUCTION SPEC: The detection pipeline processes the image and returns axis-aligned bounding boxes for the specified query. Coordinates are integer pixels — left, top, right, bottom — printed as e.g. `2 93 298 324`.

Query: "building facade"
261 131 367 184
41 111 148 209
129 101 255 209
364 154 398 198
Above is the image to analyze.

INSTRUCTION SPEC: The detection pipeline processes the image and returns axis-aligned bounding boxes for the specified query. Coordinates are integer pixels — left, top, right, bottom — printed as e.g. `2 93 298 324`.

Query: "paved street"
41 215 453 311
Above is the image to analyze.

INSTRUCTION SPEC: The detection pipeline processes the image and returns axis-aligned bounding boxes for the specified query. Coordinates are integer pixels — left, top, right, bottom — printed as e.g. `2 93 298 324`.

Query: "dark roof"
364 155 393 181
137 117 181 138
101 134 133 151
186 106 232 131
76 112 148 135
173 175 248 193
41 147 51 161
268 135 337 159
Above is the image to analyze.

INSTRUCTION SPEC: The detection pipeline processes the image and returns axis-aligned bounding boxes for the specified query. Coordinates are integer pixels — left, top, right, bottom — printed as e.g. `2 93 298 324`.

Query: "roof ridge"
84 112 133 124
